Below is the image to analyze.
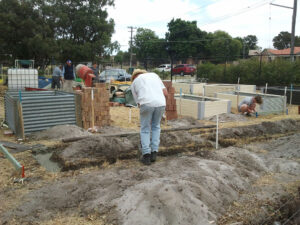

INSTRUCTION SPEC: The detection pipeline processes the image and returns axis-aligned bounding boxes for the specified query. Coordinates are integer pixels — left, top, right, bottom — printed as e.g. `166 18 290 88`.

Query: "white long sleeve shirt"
131 72 166 107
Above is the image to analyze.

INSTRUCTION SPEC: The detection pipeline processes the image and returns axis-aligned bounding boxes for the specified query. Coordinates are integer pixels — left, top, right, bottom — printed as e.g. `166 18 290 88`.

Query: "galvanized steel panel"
4 91 77 135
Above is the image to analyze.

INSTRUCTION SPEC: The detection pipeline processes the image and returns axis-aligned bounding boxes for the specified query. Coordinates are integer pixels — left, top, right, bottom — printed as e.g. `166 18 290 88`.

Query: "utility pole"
128 26 137 68
291 0 298 61
270 1 297 61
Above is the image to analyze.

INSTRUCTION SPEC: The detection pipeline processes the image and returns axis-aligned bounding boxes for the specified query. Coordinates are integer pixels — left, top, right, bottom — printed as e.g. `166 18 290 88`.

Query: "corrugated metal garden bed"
5 91 77 137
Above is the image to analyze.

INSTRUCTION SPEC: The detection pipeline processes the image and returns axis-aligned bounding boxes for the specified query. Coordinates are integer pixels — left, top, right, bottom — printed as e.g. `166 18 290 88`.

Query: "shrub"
197 58 300 86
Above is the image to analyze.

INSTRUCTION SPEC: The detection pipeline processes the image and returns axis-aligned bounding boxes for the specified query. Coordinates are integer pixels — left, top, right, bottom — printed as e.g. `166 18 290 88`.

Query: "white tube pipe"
284 86 287 114
216 114 219 150
289 84 293 106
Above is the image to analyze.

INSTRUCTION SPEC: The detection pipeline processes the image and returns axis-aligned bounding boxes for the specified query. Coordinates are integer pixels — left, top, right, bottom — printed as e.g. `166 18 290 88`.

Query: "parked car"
155 64 171 72
172 64 196 76
99 69 131 82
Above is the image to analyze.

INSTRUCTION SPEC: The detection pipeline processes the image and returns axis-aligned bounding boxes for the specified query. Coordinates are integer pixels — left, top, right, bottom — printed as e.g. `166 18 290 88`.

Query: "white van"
155 64 171 72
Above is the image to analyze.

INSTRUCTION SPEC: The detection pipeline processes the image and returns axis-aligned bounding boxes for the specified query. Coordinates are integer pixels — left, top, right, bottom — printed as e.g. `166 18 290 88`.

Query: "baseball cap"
67 59 72 63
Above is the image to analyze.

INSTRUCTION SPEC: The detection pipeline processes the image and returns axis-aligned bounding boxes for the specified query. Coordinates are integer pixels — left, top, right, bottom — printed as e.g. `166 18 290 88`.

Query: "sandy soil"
1 132 299 225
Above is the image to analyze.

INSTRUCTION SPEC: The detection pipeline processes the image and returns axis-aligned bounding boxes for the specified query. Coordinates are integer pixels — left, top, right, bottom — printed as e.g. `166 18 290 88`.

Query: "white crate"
8 69 38 90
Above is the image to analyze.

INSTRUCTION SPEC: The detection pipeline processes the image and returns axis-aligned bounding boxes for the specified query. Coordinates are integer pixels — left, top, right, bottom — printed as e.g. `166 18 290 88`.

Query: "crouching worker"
238 95 263 116
131 69 168 165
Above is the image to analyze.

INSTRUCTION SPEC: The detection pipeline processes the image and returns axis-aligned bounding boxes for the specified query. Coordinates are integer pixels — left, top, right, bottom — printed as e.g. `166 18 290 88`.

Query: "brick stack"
81 83 110 129
163 81 178 120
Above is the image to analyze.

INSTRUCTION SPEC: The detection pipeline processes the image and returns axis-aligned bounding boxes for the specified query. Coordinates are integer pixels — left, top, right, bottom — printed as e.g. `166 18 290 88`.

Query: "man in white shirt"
131 69 168 165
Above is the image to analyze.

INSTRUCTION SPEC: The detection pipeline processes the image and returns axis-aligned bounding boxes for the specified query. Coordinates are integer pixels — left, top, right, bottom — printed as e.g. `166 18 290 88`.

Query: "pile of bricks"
80 83 110 129
163 81 178 120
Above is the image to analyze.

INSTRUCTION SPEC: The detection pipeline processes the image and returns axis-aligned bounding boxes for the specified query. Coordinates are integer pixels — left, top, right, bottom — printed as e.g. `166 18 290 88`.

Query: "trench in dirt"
50 119 300 171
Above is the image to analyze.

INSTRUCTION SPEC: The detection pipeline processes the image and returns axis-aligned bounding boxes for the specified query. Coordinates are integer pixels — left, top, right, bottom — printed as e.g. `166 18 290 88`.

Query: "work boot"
150 151 157 162
140 154 151 165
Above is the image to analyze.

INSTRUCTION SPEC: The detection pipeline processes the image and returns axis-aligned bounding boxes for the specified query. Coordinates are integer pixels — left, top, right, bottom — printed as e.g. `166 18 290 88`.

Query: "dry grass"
110 106 170 131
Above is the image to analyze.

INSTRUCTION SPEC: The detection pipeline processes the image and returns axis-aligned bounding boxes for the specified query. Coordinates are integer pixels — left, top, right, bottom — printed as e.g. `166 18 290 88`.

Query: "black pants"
51 76 61 89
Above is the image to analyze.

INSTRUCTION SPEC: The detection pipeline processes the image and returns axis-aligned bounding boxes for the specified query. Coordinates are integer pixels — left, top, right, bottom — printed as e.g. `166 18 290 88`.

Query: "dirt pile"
205 113 249 122
167 117 203 128
96 126 135 135
53 130 212 170
1 134 300 225
54 119 300 170
211 119 300 146
29 125 91 141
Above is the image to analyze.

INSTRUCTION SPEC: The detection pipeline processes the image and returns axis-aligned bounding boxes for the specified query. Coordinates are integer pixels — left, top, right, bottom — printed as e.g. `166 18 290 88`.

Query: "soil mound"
206 113 249 122
54 119 300 171
217 119 300 140
167 117 203 128
29 125 91 141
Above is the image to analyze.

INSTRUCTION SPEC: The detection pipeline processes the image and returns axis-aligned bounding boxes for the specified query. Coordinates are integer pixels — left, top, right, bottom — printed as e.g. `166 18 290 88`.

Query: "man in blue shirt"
51 65 62 90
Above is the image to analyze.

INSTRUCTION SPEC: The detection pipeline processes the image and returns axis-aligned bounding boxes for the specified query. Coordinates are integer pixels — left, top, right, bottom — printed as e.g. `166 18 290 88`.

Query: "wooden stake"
91 88 95 132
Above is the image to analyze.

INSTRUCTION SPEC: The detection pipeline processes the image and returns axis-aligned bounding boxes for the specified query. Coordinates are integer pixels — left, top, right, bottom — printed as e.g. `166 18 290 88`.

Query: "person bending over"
131 69 168 165
238 95 263 116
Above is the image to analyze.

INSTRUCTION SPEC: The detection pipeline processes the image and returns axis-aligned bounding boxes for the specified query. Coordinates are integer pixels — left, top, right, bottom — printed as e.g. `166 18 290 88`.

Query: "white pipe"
284 86 287 114
216 114 219 150
237 77 240 111
289 84 293 106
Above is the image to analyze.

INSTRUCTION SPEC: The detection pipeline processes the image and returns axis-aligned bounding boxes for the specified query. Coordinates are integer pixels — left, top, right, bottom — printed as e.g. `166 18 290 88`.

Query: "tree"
114 50 130 66
236 35 258 58
166 19 208 61
132 28 168 67
208 31 242 63
273 31 300 49
244 35 258 50
0 0 57 67
50 0 115 62
0 0 116 67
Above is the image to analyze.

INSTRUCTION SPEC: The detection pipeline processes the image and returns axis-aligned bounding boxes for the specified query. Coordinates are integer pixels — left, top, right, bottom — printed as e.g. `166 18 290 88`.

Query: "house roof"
266 47 300 55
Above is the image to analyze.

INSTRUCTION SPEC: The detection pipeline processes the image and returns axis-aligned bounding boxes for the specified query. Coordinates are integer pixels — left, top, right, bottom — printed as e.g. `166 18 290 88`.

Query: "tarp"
124 87 137 107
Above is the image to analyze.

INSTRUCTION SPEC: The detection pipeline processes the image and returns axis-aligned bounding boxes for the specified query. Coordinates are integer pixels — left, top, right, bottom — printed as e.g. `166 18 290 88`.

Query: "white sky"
107 0 299 52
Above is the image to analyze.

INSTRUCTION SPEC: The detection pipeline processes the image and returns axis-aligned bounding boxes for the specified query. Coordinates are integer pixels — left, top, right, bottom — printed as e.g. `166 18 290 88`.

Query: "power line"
199 0 272 27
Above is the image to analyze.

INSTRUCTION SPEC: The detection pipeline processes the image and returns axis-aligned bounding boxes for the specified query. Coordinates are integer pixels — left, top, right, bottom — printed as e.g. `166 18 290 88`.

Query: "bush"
197 62 224 83
152 69 171 80
197 58 300 86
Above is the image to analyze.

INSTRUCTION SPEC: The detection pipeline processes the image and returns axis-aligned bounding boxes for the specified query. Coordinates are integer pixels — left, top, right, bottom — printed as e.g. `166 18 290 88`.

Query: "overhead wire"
199 0 271 27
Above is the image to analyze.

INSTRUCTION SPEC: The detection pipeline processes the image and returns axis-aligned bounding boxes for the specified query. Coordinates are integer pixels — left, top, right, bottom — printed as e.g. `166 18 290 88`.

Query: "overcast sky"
107 0 299 52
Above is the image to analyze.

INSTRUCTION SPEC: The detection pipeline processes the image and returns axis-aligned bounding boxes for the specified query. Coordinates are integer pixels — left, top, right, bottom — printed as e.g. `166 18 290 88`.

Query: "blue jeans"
140 105 165 155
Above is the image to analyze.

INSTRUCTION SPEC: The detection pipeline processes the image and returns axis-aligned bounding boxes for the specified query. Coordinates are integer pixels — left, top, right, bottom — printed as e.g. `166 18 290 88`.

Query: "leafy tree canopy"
273 31 300 50
166 18 208 61
132 28 168 65
208 31 242 63
0 0 116 67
